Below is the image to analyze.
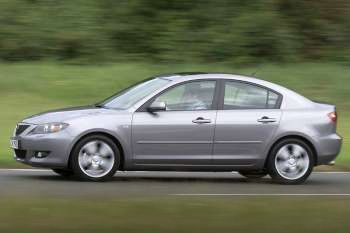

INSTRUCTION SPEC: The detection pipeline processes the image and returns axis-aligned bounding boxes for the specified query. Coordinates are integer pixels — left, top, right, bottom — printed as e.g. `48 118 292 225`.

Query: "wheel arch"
67 130 126 170
264 134 318 168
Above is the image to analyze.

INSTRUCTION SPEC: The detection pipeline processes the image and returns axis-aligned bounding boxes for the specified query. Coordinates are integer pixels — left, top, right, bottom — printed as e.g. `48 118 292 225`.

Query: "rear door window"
224 81 280 109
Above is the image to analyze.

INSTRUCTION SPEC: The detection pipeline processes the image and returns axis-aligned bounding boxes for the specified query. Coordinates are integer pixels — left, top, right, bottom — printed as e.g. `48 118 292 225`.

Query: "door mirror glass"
148 101 167 112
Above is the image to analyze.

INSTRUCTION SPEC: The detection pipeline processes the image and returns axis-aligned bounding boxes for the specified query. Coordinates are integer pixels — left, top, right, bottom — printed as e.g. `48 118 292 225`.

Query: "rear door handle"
257 117 277 123
192 117 211 124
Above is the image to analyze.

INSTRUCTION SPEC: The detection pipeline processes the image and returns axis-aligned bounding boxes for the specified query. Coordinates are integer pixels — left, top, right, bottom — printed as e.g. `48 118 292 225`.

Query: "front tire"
70 135 120 181
267 138 314 184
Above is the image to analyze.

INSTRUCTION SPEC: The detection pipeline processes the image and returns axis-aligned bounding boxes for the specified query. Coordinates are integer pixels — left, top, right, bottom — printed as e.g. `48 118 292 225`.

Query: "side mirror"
147 101 166 112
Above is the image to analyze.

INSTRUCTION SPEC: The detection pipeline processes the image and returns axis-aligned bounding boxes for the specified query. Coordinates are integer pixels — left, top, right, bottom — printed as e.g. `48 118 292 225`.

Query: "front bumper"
12 129 74 168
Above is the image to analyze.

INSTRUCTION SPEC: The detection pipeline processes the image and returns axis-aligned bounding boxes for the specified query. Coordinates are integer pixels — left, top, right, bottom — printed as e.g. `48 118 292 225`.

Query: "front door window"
153 80 216 111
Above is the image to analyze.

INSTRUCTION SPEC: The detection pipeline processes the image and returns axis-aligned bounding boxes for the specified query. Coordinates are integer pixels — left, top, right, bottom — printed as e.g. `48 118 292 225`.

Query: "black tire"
52 169 74 177
267 138 314 185
238 170 268 179
70 134 120 181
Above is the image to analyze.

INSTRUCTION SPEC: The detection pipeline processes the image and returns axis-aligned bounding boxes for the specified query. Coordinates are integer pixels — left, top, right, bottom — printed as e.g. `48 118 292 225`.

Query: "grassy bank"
0 62 349 168
0 197 349 233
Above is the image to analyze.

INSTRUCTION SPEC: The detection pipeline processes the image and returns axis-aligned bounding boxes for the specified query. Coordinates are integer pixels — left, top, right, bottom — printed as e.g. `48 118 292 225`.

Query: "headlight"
30 123 69 135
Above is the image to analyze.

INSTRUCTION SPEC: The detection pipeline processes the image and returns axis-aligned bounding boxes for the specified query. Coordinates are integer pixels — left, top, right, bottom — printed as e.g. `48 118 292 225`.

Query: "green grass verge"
0 197 349 233
0 62 349 168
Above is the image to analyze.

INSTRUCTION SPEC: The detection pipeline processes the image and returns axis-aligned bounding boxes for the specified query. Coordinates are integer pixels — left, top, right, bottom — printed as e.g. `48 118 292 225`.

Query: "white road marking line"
314 172 350 174
171 193 350 196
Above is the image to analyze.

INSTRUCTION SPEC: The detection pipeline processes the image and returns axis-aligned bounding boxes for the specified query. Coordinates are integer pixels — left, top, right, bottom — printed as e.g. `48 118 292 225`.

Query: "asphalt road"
0 169 350 197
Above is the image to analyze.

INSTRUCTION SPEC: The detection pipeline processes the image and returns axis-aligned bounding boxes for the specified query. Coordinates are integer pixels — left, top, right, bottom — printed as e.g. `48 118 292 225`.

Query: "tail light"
328 112 337 123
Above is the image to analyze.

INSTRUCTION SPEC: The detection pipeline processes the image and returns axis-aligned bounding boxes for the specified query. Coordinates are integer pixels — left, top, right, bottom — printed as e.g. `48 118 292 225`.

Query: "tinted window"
153 80 216 111
267 91 279 108
224 81 279 109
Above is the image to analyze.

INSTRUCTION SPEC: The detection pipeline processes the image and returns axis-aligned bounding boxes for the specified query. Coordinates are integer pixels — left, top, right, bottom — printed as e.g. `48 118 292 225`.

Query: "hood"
22 105 116 124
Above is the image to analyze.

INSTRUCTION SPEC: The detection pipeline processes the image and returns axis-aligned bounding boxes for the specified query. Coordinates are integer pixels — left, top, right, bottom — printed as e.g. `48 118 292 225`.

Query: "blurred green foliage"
0 0 349 64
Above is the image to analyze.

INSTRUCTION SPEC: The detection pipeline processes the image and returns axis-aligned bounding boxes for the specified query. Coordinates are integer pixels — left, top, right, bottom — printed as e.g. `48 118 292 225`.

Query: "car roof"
159 73 283 90
159 72 271 83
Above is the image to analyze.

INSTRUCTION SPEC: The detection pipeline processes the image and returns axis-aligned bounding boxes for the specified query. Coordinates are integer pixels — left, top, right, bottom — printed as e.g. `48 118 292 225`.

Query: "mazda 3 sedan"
10 73 342 184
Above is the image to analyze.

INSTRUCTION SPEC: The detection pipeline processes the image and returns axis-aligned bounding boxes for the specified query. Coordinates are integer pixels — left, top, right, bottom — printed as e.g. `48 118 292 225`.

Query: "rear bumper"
12 131 73 168
315 133 342 165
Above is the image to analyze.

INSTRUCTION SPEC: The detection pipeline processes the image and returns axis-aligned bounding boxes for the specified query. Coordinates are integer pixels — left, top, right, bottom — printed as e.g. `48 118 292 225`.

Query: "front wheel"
267 138 314 184
70 135 120 181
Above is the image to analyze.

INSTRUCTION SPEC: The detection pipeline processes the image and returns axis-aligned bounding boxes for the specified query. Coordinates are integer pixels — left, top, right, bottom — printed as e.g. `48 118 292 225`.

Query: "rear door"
213 80 282 166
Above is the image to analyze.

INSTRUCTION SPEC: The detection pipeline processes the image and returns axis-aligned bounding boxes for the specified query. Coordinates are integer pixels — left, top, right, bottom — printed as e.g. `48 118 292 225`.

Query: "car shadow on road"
16 173 284 185
15 171 333 185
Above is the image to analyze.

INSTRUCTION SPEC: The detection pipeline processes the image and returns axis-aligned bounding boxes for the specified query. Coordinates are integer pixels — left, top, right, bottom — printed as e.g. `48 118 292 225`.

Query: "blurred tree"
0 0 349 64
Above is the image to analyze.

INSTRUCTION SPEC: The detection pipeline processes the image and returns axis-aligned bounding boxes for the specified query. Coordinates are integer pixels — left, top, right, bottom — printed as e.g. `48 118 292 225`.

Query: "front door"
132 80 218 166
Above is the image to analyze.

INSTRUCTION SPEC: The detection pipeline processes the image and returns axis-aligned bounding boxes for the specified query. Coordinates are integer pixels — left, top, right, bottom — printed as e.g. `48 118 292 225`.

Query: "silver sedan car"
10 73 342 184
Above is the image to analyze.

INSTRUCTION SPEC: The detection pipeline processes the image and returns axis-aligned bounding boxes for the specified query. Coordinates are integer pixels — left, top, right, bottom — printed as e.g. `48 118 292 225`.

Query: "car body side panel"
66 112 134 168
213 109 282 167
260 108 342 168
131 111 217 166
17 110 134 168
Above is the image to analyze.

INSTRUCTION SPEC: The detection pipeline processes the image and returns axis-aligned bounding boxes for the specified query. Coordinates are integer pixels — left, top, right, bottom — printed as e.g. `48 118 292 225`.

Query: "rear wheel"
70 135 120 181
267 138 314 184
52 169 74 177
238 171 267 179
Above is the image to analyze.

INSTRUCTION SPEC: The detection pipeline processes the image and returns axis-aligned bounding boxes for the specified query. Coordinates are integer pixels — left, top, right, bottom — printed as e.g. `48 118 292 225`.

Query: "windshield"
101 78 170 109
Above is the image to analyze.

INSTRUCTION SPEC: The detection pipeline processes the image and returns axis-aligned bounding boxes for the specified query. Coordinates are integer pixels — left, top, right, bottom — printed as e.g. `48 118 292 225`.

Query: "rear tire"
70 135 120 181
238 171 267 179
267 138 314 184
52 169 74 177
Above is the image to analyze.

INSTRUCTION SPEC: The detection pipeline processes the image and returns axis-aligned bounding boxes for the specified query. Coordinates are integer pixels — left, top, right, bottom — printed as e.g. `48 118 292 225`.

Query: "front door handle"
257 116 277 123
192 117 211 124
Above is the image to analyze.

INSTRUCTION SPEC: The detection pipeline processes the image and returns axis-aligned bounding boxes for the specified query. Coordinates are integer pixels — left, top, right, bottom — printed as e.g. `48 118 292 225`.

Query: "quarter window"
224 81 279 109
153 80 216 111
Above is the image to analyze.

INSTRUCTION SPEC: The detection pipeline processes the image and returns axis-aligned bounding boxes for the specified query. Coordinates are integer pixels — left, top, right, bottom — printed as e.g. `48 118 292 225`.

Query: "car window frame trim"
217 79 283 110
136 79 221 112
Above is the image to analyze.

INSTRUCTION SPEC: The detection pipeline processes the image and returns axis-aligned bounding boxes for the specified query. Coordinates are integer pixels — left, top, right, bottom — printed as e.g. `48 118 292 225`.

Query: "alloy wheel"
78 140 115 178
